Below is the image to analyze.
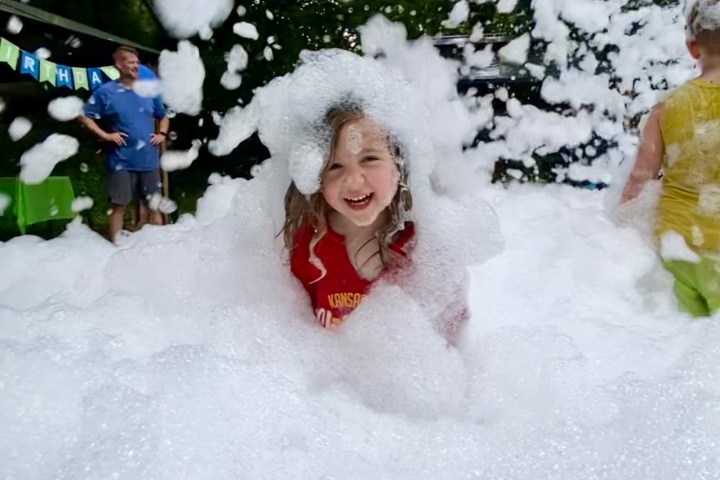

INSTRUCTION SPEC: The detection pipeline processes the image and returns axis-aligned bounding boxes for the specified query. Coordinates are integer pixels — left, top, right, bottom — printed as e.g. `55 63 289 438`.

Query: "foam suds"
2 2 718 479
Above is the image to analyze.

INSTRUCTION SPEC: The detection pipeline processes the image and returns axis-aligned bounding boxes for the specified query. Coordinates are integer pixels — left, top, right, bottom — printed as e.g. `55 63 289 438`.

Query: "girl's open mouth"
344 193 373 210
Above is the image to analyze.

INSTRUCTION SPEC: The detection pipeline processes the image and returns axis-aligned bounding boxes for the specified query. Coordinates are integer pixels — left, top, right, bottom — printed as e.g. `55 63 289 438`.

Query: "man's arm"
77 115 127 146
150 116 170 146
620 105 665 203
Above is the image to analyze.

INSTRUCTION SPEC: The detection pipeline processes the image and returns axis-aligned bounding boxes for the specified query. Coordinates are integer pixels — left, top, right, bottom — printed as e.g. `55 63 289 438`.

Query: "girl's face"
321 117 399 228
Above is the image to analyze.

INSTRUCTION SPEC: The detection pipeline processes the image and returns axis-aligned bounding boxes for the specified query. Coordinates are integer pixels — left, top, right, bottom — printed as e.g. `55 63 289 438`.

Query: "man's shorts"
107 169 162 206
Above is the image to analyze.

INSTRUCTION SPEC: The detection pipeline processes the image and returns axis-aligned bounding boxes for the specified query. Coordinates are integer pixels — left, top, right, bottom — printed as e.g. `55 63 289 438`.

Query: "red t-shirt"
290 222 414 328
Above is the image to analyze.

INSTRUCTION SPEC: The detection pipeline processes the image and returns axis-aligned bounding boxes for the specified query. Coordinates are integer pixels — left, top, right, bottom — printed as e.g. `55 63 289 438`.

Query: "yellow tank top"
657 78 720 254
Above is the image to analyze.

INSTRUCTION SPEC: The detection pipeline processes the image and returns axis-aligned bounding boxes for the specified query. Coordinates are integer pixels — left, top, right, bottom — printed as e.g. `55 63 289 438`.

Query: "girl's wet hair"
282 102 413 278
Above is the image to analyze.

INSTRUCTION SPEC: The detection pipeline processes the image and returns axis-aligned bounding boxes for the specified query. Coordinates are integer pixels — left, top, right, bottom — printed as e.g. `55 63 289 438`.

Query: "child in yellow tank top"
621 0 720 317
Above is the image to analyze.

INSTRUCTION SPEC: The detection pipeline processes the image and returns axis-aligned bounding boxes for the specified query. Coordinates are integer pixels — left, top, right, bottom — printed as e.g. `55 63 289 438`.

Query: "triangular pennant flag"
19 51 39 79
72 67 89 90
100 65 120 81
87 67 103 90
0 38 20 69
39 59 57 85
56 65 73 89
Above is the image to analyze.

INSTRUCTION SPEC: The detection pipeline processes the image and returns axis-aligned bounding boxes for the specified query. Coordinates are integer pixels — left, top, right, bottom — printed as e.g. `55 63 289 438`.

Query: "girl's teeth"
346 194 370 202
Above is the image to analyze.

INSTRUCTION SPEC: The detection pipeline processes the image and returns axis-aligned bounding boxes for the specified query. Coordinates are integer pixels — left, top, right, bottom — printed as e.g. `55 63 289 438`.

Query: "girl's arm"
620 105 665 203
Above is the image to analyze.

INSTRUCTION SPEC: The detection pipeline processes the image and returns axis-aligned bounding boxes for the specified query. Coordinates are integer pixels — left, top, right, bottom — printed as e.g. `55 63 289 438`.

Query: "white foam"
19 134 79 184
208 103 259 156
2 175 717 479
133 80 163 98
159 41 205 116
161 146 200 172
226 44 249 73
220 71 242 90
6 15 22 34
233 22 259 40
47 96 84 122
498 33 531 65
263 46 274 61
442 0 470 29
71 196 93 213
34 47 51 60
660 230 702 263
8 117 32 141
358 14 407 58
153 0 233 38
469 22 485 42
3 3 718 479
497 0 519 13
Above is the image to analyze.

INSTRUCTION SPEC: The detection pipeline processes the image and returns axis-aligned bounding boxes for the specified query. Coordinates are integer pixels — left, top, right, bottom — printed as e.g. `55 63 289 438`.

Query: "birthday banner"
0 37 120 90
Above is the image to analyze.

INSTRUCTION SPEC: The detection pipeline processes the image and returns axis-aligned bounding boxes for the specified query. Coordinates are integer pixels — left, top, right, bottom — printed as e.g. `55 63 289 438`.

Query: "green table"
0 176 76 234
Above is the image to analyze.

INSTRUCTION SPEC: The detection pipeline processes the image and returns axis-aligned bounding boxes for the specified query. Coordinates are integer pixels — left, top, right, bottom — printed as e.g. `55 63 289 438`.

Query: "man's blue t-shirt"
83 81 166 172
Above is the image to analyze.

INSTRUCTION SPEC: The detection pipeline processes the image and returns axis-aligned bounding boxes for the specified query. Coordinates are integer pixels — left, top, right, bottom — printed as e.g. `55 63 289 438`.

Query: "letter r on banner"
19 51 39 79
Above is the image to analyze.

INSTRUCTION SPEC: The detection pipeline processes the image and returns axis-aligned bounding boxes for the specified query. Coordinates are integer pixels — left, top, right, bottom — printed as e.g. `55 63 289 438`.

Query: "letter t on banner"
19 51 39 79
39 60 57 85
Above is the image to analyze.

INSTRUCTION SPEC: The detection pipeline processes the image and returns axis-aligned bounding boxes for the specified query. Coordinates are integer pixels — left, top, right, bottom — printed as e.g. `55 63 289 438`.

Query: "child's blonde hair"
687 0 720 54
283 102 413 273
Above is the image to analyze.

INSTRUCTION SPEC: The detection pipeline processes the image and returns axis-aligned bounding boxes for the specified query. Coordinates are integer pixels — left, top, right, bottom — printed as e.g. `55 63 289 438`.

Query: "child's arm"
620 105 665 203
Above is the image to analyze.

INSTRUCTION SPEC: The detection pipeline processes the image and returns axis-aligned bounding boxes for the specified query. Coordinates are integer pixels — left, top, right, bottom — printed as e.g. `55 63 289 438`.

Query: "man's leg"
108 205 125 243
138 169 163 226
137 201 161 227
106 170 133 243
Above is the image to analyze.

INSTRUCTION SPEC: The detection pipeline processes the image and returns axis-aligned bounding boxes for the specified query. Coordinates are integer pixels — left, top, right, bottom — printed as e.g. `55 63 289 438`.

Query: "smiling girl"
284 104 414 328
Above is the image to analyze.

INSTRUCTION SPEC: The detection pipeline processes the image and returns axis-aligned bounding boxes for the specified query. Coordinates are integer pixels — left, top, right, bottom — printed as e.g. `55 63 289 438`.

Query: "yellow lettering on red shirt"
326 292 370 313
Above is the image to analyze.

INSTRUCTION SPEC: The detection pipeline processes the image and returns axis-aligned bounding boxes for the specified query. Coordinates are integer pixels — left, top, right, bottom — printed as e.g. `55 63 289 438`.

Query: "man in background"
78 45 169 243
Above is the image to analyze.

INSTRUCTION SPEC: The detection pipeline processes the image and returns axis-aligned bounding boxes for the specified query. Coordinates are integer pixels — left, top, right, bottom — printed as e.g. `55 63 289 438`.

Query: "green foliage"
27 0 164 49
193 0 538 119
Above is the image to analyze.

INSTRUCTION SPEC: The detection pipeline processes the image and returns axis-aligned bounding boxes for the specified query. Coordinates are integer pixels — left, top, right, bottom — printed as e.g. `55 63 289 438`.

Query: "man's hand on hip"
103 132 127 146
150 132 167 146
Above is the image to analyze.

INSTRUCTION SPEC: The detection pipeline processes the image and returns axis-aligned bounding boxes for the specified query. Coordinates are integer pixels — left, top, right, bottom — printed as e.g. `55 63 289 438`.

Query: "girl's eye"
328 163 342 171
362 156 380 163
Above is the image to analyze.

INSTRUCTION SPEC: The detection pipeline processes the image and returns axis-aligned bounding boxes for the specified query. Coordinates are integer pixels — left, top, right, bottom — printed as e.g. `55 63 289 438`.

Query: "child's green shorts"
663 256 720 317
